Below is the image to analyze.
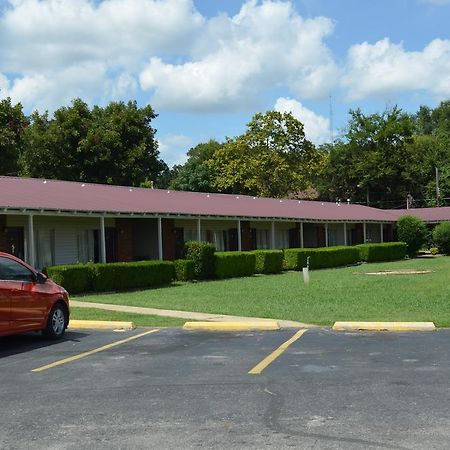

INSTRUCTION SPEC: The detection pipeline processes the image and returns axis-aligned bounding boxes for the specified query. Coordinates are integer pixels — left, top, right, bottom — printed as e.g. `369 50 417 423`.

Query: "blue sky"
1 0 449 167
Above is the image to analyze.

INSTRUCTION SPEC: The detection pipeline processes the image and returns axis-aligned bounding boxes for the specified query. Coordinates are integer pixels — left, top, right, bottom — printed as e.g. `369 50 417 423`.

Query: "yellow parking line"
32 329 160 373
248 329 307 375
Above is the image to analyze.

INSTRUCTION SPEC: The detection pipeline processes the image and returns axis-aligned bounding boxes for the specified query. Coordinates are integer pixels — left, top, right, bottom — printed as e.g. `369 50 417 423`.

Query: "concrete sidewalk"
70 300 317 329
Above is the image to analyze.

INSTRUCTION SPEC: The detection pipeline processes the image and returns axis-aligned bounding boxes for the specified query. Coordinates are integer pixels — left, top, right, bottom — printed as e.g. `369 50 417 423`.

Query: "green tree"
20 99 166 186
396 215 428 256
206 111 323 198
169 139 222 192
432 222 450 254
0 97 28 176
319 107 415 207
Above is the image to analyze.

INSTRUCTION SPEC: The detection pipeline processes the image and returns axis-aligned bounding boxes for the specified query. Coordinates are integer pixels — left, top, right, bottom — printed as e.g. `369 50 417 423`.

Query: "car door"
0 260 11 332
0 256 46 332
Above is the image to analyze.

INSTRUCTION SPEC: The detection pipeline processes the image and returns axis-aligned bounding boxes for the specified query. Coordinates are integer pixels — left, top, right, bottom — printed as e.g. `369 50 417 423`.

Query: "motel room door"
4 227 25 260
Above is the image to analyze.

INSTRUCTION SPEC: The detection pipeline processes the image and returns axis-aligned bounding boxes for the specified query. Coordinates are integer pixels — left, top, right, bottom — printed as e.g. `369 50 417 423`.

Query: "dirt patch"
355 270 432 276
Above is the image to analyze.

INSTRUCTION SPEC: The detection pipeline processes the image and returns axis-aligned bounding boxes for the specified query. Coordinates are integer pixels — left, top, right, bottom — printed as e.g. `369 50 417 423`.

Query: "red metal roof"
0 176 398 222
387 208 450 223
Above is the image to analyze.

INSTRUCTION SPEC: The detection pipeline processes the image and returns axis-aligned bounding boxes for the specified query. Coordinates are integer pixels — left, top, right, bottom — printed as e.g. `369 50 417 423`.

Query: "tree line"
1 96 450 208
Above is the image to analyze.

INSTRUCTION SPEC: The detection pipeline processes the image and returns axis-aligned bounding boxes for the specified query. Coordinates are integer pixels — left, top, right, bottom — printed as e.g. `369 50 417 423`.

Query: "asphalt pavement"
1 327 450 449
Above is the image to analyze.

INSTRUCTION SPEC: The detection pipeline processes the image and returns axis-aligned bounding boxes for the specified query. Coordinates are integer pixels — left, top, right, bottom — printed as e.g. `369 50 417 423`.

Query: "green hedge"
45 264 92 295
357 242 407 262
253 250 284 274
45 260 174 294
174 259 195 281
184 241 216 279
90 261 174 292
214 251 256 279
283 246 360 270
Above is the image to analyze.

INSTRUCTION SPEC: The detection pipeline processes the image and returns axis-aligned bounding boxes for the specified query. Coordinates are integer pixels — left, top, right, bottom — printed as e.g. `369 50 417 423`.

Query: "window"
276 229 289 249
184 229 198 242
0 257 34 282
256 229 270 249
77 230 95 263
35 229 55 269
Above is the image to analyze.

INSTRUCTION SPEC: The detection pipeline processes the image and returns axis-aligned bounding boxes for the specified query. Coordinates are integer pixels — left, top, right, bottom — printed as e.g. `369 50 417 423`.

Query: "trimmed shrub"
283 246 360 270
214 251 256 279
432 222 450 255
396 215 427 256
184 241 216 279
45 264 92 295
90 260 174 292
357 242 407 262
174 259 195 281
253 250 284 274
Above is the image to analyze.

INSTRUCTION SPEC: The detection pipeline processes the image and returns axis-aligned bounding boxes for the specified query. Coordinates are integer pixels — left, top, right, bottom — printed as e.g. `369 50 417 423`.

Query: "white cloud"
140 0 338 111
0 0 203 72
343 38 450 100
158 134 194 166
0 0 204 111
274 97 331 144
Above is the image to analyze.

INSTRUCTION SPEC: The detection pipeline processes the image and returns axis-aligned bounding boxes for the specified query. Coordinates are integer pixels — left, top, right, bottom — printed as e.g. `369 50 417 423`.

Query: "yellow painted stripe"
248 329 306 375
332 321 436 332
183 321 280 331
32 329 160 373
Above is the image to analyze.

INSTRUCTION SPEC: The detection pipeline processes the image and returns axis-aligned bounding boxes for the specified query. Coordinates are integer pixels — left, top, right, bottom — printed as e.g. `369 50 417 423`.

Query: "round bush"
432 222 450 255
396 215 427 256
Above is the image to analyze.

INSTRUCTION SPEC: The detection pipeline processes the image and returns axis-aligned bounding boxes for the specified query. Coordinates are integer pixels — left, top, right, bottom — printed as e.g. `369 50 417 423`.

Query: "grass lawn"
70 307 187 327
73 256 450 327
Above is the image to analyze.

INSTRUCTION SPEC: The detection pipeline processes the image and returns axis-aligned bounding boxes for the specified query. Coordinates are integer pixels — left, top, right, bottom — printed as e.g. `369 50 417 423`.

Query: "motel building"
0 176 447 270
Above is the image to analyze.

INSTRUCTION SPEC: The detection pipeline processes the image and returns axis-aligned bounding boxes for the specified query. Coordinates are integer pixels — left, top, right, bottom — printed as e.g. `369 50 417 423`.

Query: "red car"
0 252 70 339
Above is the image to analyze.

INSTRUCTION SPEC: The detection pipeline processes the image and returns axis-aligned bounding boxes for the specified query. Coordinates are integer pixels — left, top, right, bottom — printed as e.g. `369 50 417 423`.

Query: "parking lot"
1 327 450 450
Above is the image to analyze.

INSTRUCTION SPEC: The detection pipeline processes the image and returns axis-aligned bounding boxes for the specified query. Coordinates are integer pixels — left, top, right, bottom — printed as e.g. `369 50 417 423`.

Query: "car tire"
43 303 68 340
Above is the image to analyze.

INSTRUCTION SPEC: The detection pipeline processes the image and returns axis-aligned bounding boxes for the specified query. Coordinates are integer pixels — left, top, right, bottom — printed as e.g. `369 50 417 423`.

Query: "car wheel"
44 303 67 339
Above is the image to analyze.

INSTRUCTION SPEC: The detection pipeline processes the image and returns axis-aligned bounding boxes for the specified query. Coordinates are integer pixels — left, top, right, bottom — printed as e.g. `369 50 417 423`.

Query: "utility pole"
406 194 413 209
436 167 440 207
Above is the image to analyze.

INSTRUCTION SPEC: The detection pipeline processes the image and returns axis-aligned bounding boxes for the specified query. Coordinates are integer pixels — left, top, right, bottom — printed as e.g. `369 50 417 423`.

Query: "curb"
183 321 281 332
68 320 135 331
332 321 436 332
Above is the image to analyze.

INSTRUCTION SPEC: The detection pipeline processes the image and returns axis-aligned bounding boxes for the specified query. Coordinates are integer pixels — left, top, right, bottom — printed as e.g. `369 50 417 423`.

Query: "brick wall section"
116 219 134 262
163 218 176 260
0 215 6 252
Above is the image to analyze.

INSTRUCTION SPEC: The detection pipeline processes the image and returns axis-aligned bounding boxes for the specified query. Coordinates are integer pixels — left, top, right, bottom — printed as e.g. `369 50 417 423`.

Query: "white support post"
363 222 367 243
343 223 347 246
100 215 106 263
300 222 304 248
237 220 242 251
325 223 329 247
197 218 201 241
27 214 35 267
380 223 384 243
271 221 276 249
157 217 163 260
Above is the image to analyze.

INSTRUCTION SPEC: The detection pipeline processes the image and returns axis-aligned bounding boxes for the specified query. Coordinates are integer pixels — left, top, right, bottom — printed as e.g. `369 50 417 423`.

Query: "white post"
325 223 329 247
157 217 163 260
300 222 304 248
197 218 201 241
380 223 384 243
100 216 106 263
343 223 347 246
237 220 242 251
363 222 367 243
271 221 276 249
27 214 35 267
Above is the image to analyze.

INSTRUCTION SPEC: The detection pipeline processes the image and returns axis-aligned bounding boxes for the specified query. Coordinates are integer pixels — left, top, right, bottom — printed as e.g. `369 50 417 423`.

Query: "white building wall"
6 214 115 266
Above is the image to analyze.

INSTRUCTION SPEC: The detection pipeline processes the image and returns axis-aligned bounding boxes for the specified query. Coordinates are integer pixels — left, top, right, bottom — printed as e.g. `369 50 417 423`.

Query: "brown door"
5 227 25 260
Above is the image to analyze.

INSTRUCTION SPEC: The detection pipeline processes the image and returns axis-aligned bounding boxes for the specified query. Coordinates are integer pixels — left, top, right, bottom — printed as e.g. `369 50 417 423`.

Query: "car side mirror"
36 272 47 284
